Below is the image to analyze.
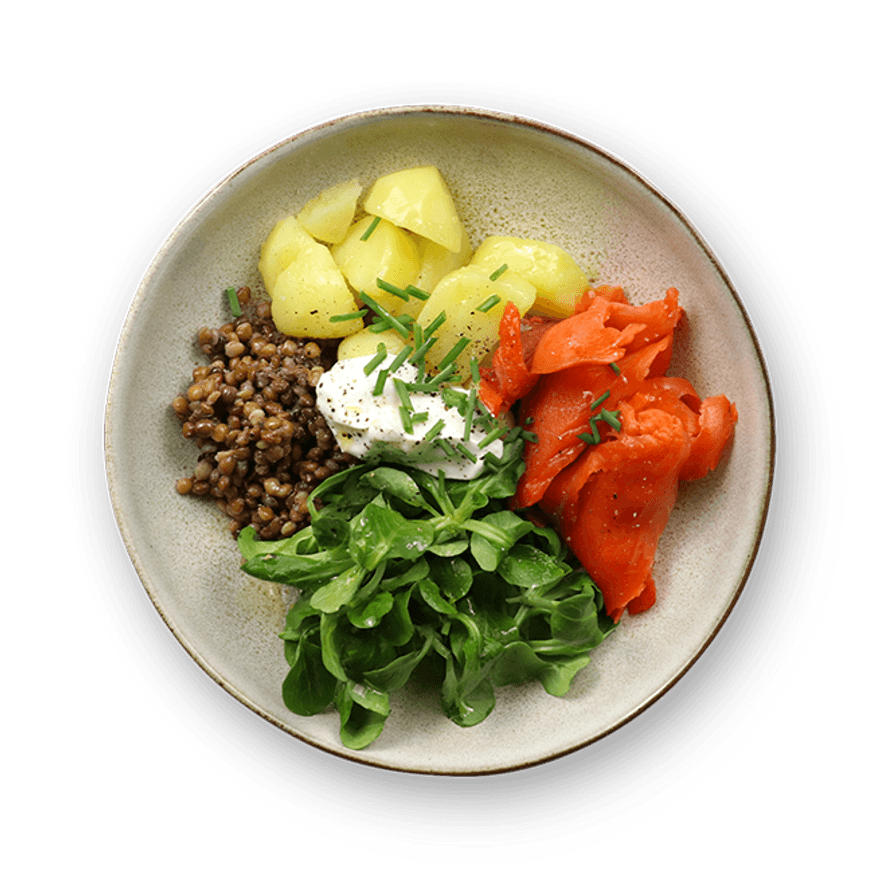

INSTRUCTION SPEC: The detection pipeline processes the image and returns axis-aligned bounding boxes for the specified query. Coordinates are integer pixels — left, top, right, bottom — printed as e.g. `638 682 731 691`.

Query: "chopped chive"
399 405 414 434
522 431 539 443
591 390 611 410
598 409 622 431
377 278 409 301
489 264 508 281
360 291 410 339
524 416 534 425
393 377 413 410
389 345 413 373
578 421 600 444
372 368 389 396
430 362 459 388
413 321 424 351
411 411 429 423
422 311 447 338
225 287 242 317
610 361 621 375
368 317 392 333
469 356 481 386
483 451 504 468
456 442 478 463
441 387 467 410
476 294 501 313
478 424 507 449
438 337 470 371
363 344 388 375
405 284 431 301
435 437 456 458
360 216 381 241
424 419 445 442
410 335 438 365
330 308 368 322
474 396 493 418
463 388 477 441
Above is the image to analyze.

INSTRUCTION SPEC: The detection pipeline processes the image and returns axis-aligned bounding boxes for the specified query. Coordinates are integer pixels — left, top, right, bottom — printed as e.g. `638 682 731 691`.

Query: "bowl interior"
106 107 773 774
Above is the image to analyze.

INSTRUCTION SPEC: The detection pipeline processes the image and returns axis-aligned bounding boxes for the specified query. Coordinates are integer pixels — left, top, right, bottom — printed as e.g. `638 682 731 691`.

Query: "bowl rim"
104 103 776 775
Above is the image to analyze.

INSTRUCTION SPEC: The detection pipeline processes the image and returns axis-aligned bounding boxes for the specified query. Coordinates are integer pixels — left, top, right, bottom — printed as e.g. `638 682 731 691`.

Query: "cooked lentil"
172 286 358 539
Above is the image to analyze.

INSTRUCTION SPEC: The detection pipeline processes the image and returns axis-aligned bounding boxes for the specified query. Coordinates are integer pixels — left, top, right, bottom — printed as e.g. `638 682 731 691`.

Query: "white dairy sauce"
315 354 504 479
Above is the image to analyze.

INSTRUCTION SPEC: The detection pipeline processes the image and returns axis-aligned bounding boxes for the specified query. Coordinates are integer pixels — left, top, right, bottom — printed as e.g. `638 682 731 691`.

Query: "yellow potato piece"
470 236 591 318
417 266 536 377
337 327 407 361
414 230 473 294
258 215 317 295
296 178 362 245
271 243 364 339
331 216 421 316
364 166 465 254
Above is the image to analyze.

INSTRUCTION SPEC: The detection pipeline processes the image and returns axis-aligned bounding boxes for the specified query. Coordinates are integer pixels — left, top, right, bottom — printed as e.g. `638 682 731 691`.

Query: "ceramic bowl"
105 105 774 774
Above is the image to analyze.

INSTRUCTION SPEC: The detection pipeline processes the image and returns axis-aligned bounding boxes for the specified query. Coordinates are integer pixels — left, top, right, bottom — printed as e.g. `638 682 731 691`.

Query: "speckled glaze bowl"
105 106 774 774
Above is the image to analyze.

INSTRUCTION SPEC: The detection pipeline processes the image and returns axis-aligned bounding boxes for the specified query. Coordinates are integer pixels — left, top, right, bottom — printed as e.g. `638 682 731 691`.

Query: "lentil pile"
172 287 358 540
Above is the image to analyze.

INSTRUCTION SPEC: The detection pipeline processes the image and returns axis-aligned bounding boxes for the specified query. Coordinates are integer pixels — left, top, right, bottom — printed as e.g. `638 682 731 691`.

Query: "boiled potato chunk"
258 215 318 295
331 216 421 316
337 326 407 361
470 236 591 318
271 243 363 338
414 230 473 294
363 166 465 254
296 178 362 245
417 266 536 377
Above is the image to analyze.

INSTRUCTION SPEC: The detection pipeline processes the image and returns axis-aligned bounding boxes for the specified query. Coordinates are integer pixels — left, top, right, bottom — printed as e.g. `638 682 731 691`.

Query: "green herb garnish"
438 337 471 371
225 287 242 317
424 419 445 442
435 437 456 458
422 311 447 338
427 362 460 390
363 344 388 375
489 264 508 281
372 368 389 396
388 345 413 373
463 388 477 442
377 278 410 301
393 377 413 411
478 424 507 449
360 292 412 339
360 216 381 241
591 390 610 410
410 336 437 366
476 294 501 313
399 405 414 434
330 308 369 323
469 356 481 386
405 284 431 301
456 442 478 463
597 409 622 431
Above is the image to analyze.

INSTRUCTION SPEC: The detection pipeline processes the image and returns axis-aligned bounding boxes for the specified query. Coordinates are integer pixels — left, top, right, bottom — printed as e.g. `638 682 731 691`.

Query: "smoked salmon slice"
478 285 737 620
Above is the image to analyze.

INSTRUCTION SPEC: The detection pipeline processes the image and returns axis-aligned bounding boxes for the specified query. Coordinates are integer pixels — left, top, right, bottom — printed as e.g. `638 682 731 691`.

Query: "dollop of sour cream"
316 354 505 480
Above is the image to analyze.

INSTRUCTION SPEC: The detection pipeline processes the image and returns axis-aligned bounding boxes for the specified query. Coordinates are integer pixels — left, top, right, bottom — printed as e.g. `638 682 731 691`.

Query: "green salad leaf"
238 436 617 749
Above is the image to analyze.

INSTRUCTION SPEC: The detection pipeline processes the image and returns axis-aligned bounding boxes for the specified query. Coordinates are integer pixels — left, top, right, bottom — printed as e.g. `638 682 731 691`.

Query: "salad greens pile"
238 435 616 749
